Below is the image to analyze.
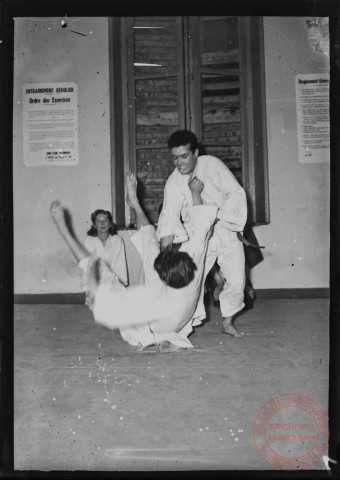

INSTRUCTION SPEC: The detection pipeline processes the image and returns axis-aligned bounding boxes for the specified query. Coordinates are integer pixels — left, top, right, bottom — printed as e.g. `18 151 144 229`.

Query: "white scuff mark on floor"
104 447 215 463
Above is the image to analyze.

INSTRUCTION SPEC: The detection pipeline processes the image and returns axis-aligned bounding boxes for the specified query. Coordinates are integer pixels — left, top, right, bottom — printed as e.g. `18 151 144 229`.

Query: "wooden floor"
14 298 329 472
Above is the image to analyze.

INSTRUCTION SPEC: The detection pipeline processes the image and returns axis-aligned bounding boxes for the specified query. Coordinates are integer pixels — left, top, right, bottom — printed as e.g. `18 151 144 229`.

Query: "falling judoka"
50 172 218 353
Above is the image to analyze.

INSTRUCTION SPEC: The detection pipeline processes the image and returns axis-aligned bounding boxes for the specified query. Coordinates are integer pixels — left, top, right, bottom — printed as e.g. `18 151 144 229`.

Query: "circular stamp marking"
253 394 329 471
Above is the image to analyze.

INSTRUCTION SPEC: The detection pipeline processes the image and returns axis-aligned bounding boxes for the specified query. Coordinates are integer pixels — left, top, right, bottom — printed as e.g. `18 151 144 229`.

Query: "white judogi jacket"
80 205 217 349
82 234 128 291
157 155 247 243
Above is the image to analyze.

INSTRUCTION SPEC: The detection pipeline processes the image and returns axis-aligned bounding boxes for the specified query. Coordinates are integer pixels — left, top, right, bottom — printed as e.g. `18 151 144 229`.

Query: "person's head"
87 209 117 237
154 245 197 288
168 130 199 176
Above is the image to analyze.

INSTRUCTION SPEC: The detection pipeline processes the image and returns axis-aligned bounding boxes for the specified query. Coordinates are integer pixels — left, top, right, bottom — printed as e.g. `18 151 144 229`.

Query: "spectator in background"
82 209 128 308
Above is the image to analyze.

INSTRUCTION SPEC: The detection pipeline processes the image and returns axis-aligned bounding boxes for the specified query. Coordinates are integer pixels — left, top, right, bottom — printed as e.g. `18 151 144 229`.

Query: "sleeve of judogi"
109 235 129 286
79 256 91 273
81 237 96 291
79 255 97 293
210 158 247 232
130 225 160 283
185 205 218 264
156 177 189 243
84 236 96 253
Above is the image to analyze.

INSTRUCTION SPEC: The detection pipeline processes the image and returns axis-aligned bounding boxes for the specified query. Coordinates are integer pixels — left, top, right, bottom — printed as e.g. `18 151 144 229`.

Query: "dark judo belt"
237 232 265 249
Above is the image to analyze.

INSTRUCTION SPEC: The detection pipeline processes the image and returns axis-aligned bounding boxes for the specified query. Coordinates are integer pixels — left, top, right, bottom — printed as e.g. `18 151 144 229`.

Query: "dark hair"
154 245 197 288
167 130 199 153
87 209 117 236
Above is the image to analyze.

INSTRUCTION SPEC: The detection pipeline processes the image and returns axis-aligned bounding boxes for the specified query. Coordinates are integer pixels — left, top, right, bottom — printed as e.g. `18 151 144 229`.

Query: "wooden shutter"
124 16 185 225
117 16 269 226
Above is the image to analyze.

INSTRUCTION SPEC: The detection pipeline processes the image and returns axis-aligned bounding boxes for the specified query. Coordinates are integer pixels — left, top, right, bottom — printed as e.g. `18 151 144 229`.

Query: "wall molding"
13 288 329 304
14 293 85 304
255 288 329 299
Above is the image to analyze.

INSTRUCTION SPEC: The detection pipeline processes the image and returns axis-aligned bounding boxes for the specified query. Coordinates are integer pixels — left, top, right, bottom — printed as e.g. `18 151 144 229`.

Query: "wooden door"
120 16 269 226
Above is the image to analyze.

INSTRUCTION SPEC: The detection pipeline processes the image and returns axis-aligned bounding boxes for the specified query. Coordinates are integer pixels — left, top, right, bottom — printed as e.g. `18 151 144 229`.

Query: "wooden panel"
136 111 179 126
133 17 178 77
118 16 269 227
109 18 125 227
201 49 239 65
239 16 270 224
204 145 242 157
191 17 243 188
202 106 241 124
136 148 174 223
204 145 242 181
203 126 241 144
136 125 175 145
127 17 184 224
135 76 179 144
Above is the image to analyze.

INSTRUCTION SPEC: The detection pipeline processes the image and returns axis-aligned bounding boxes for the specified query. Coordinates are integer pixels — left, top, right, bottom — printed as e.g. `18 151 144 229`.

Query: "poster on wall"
23 82 79 166
295 73 330 164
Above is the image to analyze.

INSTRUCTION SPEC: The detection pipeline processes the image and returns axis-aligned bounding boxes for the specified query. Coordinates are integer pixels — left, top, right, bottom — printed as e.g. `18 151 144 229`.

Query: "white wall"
13 16 330 294
252 17 330 289
13 17 113 293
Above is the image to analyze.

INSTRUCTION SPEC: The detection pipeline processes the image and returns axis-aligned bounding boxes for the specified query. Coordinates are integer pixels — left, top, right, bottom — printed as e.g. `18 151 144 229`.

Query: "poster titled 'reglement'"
295 73 329 164
23 82 79 166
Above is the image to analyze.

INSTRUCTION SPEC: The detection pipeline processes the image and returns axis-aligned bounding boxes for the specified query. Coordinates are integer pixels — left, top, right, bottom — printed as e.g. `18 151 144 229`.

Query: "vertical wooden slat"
176 16 186 130
124 17 137 226
109 17 125 227
239 16 270 225
188 16 202 139
239 16 256 218
126 17 182 224
120 18 132 226
250 17 270 224
183 17 191 129
126 17 136 175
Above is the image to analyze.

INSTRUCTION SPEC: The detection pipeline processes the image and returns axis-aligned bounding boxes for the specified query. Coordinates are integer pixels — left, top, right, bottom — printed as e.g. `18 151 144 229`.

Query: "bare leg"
221 316 245 337
126 171 150 230
212 269 225 302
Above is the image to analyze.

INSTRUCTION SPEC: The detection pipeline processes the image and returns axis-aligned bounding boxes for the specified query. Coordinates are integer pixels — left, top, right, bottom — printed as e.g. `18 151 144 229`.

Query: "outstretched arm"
50 201 125 304
126 171 150 230
50 201 89 263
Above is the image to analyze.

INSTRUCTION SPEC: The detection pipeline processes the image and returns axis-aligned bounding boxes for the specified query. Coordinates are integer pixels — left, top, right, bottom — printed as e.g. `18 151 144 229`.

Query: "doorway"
111 16 269 227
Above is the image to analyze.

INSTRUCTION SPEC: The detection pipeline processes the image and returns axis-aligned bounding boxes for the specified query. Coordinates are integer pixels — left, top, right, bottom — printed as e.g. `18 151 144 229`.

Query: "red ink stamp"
253 394 329 470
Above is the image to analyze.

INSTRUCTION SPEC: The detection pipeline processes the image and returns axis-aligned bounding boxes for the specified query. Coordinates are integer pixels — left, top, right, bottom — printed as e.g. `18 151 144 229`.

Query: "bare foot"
126 171 138 208
50 201 67 233
133 344 158 353
85 290 95 310
158 340 181 353
221 321 245 338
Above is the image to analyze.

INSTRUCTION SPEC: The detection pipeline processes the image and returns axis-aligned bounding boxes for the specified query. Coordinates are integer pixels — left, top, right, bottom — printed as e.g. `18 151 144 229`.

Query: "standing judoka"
157 130 247 337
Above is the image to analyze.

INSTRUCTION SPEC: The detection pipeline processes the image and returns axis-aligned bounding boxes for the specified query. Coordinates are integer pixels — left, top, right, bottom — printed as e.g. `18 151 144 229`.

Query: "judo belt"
237 232 265 249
